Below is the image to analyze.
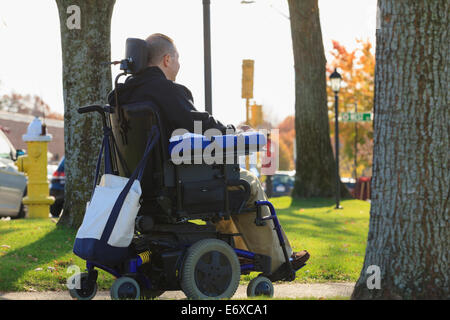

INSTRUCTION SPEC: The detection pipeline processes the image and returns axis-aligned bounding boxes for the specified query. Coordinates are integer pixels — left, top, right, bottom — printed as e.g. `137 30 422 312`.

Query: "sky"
0 0 377 126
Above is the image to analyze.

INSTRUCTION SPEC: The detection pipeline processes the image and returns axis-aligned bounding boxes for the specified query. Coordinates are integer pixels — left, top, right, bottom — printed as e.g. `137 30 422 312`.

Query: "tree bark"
55 0 115 228
287 0 350 198
352 0 449 299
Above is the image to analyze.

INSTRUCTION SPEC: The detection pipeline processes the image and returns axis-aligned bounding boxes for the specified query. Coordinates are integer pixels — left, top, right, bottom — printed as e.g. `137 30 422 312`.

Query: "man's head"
145 33 180 81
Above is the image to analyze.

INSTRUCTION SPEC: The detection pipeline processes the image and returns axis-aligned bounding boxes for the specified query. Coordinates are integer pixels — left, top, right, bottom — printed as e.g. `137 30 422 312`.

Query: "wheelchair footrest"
264 262 296 282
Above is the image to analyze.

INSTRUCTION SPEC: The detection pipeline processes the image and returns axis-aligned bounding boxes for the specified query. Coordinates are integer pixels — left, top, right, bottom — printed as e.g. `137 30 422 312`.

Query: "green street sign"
340 112 372 122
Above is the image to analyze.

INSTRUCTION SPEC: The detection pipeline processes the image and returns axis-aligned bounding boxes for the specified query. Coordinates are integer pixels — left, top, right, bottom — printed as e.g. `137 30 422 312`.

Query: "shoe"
291 250 310 270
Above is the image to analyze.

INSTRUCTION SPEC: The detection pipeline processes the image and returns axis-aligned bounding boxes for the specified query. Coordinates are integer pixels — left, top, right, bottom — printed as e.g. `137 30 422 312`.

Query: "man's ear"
163 54 170 68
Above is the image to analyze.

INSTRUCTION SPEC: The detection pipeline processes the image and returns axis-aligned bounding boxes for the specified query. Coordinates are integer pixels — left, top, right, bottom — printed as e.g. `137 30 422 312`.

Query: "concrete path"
0 282 355 300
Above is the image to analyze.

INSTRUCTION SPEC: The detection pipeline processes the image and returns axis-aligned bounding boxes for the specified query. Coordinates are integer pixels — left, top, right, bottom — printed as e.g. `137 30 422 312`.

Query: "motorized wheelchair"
68 38 305 300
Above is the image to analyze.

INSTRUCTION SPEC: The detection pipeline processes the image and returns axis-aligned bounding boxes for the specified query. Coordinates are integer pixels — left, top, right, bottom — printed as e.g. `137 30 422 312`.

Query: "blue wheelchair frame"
82 200 301 292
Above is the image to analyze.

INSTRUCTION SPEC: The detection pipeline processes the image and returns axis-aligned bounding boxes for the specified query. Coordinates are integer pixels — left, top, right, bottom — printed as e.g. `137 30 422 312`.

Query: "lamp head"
330 68 342 93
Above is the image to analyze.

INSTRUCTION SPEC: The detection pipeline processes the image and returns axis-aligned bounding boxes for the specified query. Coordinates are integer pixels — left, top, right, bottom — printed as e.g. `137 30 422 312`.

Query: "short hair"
145 33 177 65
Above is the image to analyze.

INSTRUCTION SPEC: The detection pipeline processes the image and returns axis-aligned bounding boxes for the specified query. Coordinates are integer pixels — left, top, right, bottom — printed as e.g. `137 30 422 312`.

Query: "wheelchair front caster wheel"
68 272 98 300
110 277 141 300
247 276 274 298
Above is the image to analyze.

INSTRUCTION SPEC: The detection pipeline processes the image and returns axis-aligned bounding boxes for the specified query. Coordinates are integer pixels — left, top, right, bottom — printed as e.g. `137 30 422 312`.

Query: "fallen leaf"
54 260 70 267
1 245 11 249
24 286 37 292
34 267 43 271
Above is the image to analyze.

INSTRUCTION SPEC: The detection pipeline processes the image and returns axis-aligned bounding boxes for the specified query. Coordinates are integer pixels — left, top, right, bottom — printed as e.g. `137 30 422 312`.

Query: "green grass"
0 219 115 292
239 197 370 284
0 197 370 292
265 196 370 284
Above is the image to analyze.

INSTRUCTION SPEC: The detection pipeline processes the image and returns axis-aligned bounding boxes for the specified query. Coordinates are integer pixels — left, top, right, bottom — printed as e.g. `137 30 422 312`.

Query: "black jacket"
108 66 233 140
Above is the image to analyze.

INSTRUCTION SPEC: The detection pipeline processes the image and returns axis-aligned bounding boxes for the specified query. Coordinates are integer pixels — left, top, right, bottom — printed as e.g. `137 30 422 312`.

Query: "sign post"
242 59 254 171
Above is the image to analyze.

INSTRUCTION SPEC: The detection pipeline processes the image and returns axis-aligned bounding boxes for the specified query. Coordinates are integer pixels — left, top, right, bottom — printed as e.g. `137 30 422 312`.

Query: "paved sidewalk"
0 282 355 300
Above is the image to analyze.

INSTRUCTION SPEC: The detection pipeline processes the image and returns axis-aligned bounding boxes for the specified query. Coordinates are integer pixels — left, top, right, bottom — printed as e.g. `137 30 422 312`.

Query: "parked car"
342 177 356 198
263 170 295 197
0 129 27 219
49 157 65 217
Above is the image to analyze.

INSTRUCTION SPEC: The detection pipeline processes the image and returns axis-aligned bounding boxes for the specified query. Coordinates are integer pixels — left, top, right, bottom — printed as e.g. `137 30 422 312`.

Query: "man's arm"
162 82 232 134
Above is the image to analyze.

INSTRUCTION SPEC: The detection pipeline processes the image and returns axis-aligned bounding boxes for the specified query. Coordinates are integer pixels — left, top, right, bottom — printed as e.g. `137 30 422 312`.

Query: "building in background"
0 111 64 163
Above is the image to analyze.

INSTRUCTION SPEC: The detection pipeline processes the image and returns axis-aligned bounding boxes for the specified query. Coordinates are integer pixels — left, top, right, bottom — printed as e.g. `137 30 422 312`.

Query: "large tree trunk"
352 0 449 299
287 0 350 198
56 0 115 228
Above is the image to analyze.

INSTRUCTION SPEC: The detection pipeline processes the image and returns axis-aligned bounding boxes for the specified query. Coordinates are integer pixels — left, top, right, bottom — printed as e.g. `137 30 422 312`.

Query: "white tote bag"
75 174 142 247
73 126 159 265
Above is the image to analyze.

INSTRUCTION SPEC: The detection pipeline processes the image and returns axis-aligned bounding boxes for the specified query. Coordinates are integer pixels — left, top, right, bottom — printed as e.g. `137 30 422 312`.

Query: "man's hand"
236 124 253 133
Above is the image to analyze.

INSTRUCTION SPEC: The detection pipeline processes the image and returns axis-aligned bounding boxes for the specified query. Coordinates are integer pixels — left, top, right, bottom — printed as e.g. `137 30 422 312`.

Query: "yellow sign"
242 59 254 99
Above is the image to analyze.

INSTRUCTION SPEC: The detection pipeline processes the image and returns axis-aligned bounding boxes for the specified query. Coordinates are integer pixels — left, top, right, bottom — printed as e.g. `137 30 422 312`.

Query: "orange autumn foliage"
276 39 375 177
326 39 375 178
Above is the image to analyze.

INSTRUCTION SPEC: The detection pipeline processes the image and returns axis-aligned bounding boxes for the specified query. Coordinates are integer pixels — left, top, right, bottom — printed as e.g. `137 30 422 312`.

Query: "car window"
0 133 12 159
58 158 65 171
273 175 290 184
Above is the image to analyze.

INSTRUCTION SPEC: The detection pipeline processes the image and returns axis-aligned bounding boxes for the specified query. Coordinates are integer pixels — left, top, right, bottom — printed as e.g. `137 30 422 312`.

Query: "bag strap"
100 126 160 244
103 127 113 175
91 128 114 201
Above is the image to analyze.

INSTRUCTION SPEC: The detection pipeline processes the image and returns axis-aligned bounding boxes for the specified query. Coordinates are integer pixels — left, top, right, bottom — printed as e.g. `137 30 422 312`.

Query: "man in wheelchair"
65 33 312 299
108 33 310 280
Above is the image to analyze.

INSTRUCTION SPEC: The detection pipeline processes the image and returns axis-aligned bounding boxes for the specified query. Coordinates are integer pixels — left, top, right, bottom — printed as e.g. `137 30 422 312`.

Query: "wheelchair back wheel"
180 239 240 300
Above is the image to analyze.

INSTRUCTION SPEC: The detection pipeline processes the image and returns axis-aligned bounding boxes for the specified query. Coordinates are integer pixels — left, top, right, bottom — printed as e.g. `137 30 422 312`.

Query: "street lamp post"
203 0 212 115
330 68 343 209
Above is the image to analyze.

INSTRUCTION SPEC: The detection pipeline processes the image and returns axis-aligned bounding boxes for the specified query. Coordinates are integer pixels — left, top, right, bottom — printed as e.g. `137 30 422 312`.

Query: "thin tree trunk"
55 0 115 228
288 0 350 198
352 0 449 299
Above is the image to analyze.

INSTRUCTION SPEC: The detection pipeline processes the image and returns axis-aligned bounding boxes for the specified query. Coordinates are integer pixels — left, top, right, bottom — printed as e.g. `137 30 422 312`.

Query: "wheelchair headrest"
121 38 149 74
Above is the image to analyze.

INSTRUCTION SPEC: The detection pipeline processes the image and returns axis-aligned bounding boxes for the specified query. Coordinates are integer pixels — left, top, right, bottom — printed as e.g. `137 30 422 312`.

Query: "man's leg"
214 218 249 251
229 168 294 273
